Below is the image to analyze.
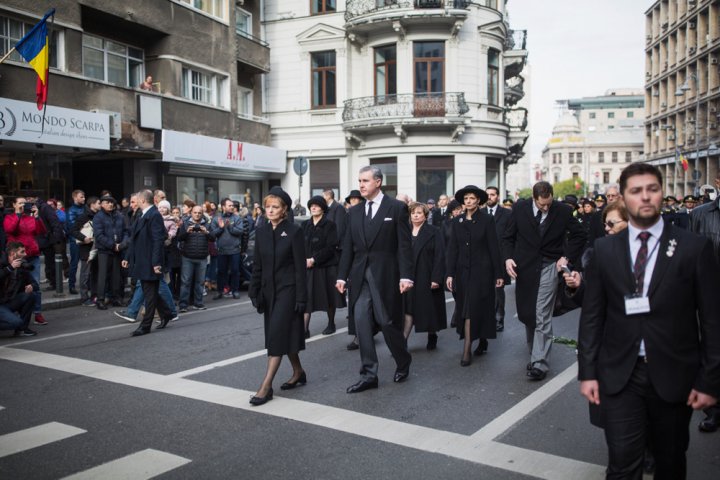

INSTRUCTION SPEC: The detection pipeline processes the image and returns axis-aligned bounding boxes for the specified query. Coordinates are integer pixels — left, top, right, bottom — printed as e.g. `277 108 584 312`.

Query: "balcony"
504 75 525 107
236 32 270 74
504 29 528 79
342 92 469 138
345 0 470 38
505 107 529 164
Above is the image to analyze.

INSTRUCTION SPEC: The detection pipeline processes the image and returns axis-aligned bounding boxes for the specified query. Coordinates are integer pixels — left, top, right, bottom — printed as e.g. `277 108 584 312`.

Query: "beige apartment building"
645 0 720 195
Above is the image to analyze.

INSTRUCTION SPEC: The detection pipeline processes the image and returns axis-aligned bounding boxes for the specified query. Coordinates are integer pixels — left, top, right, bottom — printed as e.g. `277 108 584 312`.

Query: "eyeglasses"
605 219 626 228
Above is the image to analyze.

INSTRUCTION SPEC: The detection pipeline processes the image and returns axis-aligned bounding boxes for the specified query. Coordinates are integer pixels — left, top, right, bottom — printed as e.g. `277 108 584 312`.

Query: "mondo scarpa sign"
0 97 110 150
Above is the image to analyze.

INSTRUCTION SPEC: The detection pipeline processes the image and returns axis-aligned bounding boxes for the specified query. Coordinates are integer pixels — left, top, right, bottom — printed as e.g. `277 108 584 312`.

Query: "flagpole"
39 11 56 137
0 47 16 64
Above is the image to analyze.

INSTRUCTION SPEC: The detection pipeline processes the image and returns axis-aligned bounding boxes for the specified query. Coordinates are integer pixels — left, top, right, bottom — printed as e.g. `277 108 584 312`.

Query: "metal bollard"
54 253 65 297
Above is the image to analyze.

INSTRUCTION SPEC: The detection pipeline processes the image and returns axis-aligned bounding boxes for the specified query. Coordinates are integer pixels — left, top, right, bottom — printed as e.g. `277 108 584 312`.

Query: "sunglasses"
605 219 626 228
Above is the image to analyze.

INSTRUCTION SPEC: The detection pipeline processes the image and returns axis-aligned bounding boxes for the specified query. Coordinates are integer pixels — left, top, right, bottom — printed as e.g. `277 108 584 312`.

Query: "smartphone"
561 265 572 275
23 202 33 214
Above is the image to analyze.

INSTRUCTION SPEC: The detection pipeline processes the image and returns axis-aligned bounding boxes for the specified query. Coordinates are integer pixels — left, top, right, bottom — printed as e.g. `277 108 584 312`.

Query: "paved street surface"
1 286 719 479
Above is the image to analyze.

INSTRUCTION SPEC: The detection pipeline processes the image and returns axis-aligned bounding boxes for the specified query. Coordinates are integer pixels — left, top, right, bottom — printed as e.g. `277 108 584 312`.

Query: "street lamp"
675 72 700 194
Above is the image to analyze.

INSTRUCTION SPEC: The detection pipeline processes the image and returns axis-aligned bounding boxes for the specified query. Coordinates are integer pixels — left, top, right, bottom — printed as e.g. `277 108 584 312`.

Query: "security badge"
624 294 650 315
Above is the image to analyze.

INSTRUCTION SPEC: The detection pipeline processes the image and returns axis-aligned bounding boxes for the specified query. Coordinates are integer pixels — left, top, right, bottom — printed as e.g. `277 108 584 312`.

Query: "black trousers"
139 279 174 329
601 360 693 480
494 284 505 325
96 252 122 301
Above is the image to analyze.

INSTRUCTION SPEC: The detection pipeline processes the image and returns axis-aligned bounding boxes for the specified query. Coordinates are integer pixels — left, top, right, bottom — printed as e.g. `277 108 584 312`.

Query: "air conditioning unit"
689 22 696 29
669 134 676 140
689 46 697 54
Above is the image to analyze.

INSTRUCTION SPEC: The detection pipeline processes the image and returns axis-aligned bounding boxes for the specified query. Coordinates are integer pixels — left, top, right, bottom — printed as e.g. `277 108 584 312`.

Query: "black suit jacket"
430 207 448 228
486 205 511 283
126 205 167 281
501 199 586 326
338 194 413 325
578 222 720 402
326 201 347 243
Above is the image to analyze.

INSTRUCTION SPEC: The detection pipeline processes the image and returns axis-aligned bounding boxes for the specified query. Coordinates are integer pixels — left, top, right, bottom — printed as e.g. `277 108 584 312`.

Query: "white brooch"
281 231 287 237
666 239 677 257
459 218 463 223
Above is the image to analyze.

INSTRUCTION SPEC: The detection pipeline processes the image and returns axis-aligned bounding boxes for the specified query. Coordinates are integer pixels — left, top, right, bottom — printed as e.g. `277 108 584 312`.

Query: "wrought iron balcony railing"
345 0 470 22
342 92 469 123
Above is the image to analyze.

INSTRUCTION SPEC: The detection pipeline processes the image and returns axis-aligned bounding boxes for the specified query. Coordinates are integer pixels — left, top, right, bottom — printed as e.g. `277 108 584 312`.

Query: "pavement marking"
167 327 350 378
472 362 578 441
0 422 86 458
60 448 191 480
0 347 604 479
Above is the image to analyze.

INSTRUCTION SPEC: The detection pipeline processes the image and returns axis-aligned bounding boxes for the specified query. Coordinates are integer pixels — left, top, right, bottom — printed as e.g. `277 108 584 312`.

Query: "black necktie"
490 207 495 217
633 232 651 294
366 201 374 221
535 209 542 225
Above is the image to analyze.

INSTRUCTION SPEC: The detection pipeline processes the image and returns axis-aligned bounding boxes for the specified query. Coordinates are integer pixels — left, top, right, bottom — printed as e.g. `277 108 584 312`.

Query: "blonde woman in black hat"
248 188 307 406
302 195 340 337
446 185 504 366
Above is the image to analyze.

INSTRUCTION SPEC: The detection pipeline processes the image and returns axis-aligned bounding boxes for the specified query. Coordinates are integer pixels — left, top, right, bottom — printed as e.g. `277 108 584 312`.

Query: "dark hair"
323 188 335 199
87 196 99 205
619 162 663 194
183 199 196 209
6 241 25 256
486 186 499 195
221 198 232 207
532 181 553 199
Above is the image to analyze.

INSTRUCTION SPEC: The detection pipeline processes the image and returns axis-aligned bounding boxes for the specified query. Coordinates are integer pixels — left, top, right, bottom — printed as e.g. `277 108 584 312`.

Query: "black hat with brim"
307 195 328 213
267 186 292 211
454 185 488 205
345 190 363 204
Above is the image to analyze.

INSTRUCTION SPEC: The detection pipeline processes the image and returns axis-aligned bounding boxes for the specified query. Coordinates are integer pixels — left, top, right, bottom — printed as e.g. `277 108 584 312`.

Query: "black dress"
249 219 307 356
404 223 447 333
302 216 339 313
446 209 502 341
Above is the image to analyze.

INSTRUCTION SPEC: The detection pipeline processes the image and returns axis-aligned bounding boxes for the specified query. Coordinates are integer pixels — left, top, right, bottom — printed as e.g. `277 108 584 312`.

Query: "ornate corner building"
644 0 720 195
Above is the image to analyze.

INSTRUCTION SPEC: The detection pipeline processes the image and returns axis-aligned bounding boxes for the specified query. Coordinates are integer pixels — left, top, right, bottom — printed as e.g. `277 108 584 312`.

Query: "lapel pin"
459 218 463 223
666 238 676 257
281 231 287 237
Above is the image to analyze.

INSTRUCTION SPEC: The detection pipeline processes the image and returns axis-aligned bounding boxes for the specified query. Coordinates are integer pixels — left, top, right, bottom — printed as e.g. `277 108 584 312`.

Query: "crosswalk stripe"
0 422 86 458
60 449 191 480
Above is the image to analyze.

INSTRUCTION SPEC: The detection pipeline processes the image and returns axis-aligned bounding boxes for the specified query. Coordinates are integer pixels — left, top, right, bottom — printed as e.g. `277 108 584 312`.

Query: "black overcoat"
501 199 586 328
249 219 307 356
485 205 512 283
303 215 339 312
126 205 166 281
405 223 447 333
338 194 413 326
446 209 503 340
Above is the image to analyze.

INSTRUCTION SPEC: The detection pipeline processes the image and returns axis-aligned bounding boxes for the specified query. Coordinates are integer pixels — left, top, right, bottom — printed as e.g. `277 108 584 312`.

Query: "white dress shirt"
365 192 384 218
531 202 548 223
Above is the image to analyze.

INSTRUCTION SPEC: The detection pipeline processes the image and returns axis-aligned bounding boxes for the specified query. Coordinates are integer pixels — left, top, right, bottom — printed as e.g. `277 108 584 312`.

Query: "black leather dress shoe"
527 367 547 381
280 372 307 390
346 379 378 393
249 388 273 406
346 340 359 351
156 317 171 329
393 371 409 383
426 333 438 350
699 411 720 432
132 326 150 337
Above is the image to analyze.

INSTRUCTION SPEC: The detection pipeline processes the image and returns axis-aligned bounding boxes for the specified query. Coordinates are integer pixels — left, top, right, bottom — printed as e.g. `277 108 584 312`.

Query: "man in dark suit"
502 181 585 381
323 188 347 243
578 162 720 479
337 166 414 393
430 194 450 228
484 186 511 332
122 190 175 336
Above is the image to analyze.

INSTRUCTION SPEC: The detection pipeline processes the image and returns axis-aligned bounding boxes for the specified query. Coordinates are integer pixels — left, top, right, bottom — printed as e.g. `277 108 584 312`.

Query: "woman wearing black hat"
248 188 307 406
402 202 447 349
446 186 504 366
302 195 340 337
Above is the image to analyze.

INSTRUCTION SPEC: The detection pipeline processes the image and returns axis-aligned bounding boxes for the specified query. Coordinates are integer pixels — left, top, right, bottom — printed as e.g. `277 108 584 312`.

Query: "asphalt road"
1 286 719 479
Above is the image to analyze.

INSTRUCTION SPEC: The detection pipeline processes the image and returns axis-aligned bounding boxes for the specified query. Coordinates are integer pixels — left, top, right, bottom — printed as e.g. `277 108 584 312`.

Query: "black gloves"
251 297 264 314
294 302 306 314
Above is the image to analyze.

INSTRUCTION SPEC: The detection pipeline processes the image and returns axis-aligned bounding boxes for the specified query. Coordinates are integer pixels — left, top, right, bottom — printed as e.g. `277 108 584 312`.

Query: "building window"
311 51 336 108
598 152 605 163
625 151 632 162
612 151 618 163
627 111 634 118
237 87 253 118
310 159 339 196
589 112 596 119
569 152 575 164
235 7 251 38
577 152 583 162
414 41 445 116
608 111 615 119
557 152 562 163
370 157 398 198
82 34 143 87
418 156 454 203
179 0 227 21
181 67 227 107
375 44 397 99
603 171 610 184
572 172 579 179
487 48 500 106
311 0 336 14
1 15 60 69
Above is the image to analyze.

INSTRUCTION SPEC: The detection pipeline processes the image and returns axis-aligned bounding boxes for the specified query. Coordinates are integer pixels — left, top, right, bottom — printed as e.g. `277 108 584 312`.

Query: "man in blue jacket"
66 190 86 294
93 195 129 310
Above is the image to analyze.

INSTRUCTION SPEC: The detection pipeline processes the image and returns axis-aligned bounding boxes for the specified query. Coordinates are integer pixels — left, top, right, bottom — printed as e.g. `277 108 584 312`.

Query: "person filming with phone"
177 205 215 312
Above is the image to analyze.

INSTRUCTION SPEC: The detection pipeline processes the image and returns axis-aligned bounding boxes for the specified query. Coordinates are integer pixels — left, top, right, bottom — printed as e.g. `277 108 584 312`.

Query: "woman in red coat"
3 197 47 324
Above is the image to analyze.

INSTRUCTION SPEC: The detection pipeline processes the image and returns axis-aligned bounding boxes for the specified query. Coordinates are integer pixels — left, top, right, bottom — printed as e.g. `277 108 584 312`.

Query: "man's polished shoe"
496 323 504 332
156 316 173 329
527 367 547 381
249 388 273 406
699 410 720 432
393 371 409 383
346 339 359 350
132 326 150 336
346 379 378 393
96 302 108 311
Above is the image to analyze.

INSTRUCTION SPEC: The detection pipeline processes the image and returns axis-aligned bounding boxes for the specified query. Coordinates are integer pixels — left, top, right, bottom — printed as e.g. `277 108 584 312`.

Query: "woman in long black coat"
403 202 447 350
248 188 307 406
302 195 340 337
446 186 504 366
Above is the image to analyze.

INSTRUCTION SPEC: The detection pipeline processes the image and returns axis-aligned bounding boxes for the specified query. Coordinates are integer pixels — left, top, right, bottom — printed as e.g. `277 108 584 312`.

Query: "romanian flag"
680 152 689 172
14 9 55 110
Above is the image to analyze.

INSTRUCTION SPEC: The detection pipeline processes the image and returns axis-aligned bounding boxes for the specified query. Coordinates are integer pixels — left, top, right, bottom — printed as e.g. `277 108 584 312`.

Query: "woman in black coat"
402 202 447 350
248 188 307 406
446 186 504 366
302 195 340 337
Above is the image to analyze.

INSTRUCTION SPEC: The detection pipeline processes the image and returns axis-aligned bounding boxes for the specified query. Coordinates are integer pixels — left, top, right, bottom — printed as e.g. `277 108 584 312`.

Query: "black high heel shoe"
280 372 307 390
249 387 274 406
460 355 472 367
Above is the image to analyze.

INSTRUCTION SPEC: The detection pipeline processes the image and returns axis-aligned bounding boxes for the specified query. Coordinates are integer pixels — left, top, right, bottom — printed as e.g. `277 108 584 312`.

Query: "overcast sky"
506 0 647 168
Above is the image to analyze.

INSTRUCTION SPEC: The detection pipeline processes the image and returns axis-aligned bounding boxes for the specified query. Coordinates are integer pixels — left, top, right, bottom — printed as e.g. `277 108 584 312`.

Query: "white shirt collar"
628 216 664 242
141 205 153 216
366 191 384 206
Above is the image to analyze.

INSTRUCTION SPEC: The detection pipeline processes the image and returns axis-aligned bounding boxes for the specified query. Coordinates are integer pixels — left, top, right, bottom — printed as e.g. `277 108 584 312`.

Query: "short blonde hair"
263 194 288 218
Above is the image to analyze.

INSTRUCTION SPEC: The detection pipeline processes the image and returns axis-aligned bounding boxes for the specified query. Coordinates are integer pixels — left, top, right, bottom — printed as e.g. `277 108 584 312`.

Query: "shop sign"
0 97 109 150
162 129 286 173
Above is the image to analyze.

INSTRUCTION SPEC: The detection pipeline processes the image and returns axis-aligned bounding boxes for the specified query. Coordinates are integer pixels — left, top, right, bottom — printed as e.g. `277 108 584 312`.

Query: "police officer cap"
683 195 698 202
502 198 514 206
594 194 607 203
665 195 679 202
307 195 328 213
